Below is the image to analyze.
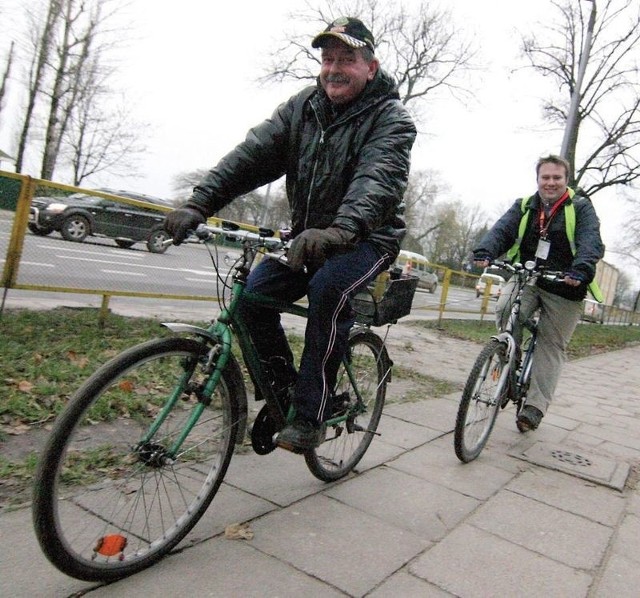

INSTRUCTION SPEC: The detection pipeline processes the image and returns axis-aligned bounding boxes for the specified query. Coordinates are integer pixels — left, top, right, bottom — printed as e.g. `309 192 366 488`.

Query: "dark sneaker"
276 419 325 452
516 405 543 433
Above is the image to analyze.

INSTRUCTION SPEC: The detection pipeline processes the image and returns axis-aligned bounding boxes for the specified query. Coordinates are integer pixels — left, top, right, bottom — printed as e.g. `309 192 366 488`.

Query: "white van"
394 250 438 293
475 267 506 299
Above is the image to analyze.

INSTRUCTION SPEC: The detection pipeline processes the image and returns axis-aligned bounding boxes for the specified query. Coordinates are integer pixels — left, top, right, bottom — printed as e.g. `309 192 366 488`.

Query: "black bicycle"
454 260 563 463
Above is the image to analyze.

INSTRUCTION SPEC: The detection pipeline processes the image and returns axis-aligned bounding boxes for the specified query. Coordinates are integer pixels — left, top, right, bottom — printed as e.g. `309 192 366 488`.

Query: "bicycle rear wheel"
454 339 507 463
305 328 390 482
32 336 243 582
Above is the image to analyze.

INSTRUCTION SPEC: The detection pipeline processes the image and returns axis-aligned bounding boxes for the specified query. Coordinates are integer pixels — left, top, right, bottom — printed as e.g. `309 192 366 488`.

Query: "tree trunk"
0 41 15 129
15 0 62 173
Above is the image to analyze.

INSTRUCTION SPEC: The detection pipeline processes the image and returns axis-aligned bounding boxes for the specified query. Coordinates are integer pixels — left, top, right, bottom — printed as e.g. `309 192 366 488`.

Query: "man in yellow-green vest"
473 154 605 432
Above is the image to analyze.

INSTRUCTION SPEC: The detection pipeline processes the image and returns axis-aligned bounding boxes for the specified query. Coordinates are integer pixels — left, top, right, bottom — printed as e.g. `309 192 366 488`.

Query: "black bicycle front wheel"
32 336 243 582
454 339 507 463
305 328 390 482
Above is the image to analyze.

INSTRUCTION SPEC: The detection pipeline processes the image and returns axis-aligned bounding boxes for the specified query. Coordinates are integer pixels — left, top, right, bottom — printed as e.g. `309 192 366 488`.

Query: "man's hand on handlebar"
287 227 355 272
164 207 206 245
473 254 492 269
563 270 586 287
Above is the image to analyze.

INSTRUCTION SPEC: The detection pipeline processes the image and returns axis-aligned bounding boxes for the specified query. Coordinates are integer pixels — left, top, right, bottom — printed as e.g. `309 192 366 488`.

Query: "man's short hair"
536 154 570 177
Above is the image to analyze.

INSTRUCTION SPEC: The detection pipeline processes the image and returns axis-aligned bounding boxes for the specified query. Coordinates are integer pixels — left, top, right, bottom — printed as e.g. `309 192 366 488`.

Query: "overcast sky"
0 0 633 279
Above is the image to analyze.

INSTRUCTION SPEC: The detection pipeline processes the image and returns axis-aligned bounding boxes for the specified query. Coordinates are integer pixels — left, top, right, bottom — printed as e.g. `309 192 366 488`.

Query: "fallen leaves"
17 380 34 393
224 522 254 540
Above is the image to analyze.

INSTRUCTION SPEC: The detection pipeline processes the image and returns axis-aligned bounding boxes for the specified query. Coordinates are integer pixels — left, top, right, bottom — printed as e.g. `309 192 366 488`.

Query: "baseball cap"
311 17 375 52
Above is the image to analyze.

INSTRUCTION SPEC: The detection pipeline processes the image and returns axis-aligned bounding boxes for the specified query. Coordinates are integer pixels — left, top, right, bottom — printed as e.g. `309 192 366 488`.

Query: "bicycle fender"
161 322 248 445
161 323 218 343
490 332 517 369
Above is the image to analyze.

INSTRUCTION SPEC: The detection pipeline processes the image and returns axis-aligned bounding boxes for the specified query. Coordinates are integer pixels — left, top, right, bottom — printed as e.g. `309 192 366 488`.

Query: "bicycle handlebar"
489 259 566 283
162 222 285 250
194 223 284 248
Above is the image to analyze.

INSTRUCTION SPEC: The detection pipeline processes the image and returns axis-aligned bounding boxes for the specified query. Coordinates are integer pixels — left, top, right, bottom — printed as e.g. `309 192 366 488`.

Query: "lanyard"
538 190 570 238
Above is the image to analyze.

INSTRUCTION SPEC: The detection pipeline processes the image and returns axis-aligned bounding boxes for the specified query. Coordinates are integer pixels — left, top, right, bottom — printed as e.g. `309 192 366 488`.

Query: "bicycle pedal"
250 405 278 455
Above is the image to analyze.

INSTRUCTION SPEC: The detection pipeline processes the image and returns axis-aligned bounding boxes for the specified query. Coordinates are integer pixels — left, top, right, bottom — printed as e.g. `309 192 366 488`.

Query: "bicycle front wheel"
305 328 390 482
32 336 243 582
454 339 507 463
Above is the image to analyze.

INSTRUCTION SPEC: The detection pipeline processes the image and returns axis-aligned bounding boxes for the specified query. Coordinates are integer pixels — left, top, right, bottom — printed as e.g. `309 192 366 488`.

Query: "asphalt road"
1 214 486 317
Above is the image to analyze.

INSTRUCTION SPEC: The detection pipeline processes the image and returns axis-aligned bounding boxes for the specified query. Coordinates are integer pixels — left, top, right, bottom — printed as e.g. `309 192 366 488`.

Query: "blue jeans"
241 242 392 423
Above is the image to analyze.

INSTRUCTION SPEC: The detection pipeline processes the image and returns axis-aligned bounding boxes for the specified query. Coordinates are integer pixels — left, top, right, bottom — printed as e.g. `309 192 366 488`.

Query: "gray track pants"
495 280 583 415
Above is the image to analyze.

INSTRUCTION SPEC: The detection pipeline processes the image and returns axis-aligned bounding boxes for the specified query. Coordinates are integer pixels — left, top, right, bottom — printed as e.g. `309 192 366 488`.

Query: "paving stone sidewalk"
1 311 639 597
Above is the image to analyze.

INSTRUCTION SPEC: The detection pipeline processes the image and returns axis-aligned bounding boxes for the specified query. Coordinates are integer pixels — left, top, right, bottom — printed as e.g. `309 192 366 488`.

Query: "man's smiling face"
319 39 377 105
537 162 568 203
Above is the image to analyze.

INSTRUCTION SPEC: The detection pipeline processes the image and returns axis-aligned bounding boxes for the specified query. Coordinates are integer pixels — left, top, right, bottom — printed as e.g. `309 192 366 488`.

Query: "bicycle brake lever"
263 248 307 273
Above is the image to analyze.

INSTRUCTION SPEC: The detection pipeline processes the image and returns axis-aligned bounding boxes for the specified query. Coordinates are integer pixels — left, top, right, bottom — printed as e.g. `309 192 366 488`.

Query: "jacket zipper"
304 103 325 229
303 97 383 229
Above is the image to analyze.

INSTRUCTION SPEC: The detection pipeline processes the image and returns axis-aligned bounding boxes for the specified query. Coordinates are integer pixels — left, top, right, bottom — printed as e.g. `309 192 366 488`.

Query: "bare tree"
428 200 487 270
0 41 15 128
613 269 634 306
264 190 292 231
400 169 442 253
615 192 640 266
216 191 267 227
259 0 476 122
172 168 209 202
65 90 146 186
522 0 640 195
14 0 62 173
11 0 146 183
40 0 98 179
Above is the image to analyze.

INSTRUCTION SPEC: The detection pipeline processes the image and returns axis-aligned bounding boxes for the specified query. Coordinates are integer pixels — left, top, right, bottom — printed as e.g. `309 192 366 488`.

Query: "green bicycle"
32 222 417 581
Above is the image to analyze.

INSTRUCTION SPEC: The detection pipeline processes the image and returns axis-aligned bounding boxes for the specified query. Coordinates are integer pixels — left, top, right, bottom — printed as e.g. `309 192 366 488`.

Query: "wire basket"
353 275 419 326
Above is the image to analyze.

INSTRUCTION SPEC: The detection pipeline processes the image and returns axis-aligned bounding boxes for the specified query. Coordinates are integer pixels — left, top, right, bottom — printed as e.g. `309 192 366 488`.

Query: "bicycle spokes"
454 340 506 463
305 329 388 482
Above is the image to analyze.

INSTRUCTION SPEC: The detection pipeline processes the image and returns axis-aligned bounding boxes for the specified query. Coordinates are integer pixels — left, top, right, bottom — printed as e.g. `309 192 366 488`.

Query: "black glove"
287 227 355 272
565 270 587 283
164 207 206 245
473 252 492 265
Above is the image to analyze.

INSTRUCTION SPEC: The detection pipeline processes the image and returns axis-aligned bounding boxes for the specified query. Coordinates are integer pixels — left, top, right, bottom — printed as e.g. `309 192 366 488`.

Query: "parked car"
394 250 438 293
475 267 506 299
581 298 605 324
28 188 173 253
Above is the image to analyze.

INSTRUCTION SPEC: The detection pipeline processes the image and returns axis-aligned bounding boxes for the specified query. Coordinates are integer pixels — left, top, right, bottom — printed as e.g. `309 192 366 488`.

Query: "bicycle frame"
454 259 565 463
491 260 561 405
154 224 378 456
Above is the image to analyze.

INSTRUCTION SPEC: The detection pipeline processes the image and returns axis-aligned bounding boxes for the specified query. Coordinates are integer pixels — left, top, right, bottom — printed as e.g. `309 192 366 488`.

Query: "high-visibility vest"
506 190 604 302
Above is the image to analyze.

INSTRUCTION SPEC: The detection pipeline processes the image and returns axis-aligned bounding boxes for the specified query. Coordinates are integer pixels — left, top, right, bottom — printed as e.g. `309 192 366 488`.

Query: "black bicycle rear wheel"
454 339 507 463
305 328 390 482
32 336 243 581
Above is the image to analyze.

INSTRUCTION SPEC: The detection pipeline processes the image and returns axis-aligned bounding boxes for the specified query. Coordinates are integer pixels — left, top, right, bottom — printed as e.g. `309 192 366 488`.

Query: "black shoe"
276 419 325 452
516 405 543 433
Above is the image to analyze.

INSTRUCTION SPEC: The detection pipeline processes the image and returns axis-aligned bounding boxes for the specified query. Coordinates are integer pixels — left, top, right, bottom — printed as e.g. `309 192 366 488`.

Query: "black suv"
29 188 173 253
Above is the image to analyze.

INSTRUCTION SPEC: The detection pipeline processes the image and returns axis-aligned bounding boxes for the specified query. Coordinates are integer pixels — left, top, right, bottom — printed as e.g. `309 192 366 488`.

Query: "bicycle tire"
32 336 243 582
454 339 507 463
305 328 390 482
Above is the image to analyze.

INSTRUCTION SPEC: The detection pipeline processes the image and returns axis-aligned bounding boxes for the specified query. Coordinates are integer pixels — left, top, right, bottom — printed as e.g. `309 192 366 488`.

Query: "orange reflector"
94 534 127 557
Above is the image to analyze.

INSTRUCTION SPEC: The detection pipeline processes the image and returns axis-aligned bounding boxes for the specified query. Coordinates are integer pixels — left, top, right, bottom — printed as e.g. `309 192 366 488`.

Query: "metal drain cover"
512 442 630 491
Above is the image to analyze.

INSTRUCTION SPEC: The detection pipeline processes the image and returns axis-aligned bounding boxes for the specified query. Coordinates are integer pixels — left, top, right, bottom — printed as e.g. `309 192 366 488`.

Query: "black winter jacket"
185 69 417 257
474 192 605 301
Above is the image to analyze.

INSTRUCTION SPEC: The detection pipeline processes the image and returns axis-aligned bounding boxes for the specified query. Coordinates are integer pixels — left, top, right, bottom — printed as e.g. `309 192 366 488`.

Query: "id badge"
535 239 550 260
